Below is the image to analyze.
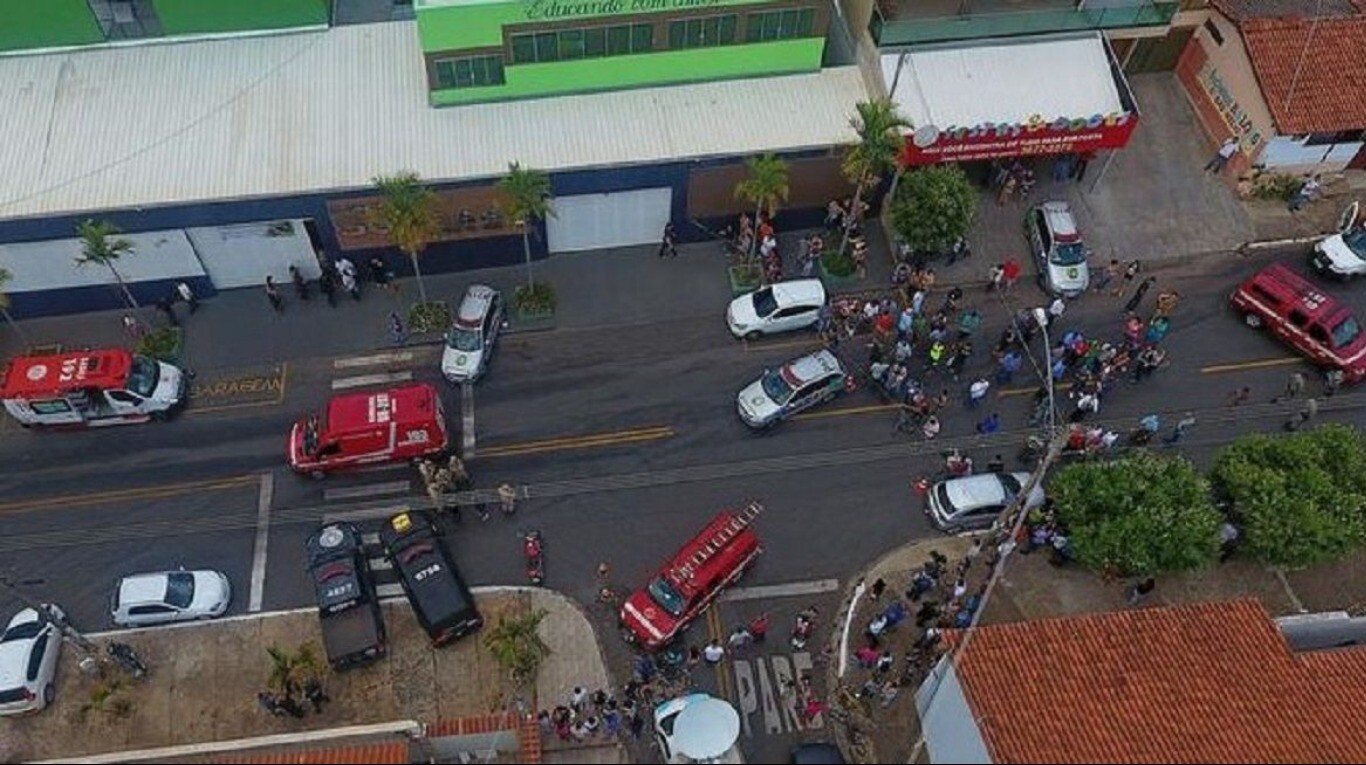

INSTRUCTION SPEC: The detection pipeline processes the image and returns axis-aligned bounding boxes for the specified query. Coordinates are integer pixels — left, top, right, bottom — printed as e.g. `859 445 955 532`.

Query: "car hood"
737 379 782 424
0 641 32 690
150 363 186 405
189 571 230 611
727 295 761 332
1047 261 1090 292
441 346 485 380
1316 235 1366 273
620 590 679 647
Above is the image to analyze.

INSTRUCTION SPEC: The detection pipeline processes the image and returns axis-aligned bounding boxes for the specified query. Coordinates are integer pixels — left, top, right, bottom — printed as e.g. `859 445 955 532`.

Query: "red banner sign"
901 114 1139 166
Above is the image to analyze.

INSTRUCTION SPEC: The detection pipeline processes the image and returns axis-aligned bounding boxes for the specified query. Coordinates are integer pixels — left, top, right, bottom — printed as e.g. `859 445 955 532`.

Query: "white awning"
882 33 1124 131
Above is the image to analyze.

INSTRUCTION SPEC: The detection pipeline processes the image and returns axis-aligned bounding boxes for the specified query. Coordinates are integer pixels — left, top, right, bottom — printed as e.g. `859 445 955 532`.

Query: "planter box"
509 306 555 334
819 258 860 287
728 264 763 296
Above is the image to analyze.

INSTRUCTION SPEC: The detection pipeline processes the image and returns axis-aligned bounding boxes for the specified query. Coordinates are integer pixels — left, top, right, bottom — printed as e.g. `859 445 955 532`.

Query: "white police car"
442 285 505 384
737 349 848 428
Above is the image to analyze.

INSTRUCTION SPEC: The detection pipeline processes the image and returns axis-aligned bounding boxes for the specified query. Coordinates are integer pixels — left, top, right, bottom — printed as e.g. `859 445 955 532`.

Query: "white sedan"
1310 202 1365 279
111 569 231 627
0 606 63 716
726 279 827 340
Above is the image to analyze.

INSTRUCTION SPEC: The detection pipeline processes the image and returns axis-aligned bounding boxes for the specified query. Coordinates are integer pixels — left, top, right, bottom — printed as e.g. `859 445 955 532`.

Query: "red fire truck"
0 348 188 428
620 503 763 651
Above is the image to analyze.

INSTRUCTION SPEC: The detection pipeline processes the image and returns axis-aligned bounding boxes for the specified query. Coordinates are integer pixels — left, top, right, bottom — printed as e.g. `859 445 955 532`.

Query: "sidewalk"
0 587 622 763
0 227 895 373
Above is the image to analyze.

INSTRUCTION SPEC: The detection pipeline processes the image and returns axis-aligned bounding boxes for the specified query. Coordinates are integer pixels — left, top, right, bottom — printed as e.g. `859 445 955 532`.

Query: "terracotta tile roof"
1237 14 1366 134
209 742 410 764
945 599 1366 763
1209 0 1359 21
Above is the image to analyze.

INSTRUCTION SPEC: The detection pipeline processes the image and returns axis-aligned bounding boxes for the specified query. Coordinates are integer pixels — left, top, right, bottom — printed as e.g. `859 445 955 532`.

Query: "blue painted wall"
0 148 839 317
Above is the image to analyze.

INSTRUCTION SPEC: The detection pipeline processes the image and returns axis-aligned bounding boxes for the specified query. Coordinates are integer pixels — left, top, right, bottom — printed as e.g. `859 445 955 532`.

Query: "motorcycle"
523 529 544 585
107 642 147 679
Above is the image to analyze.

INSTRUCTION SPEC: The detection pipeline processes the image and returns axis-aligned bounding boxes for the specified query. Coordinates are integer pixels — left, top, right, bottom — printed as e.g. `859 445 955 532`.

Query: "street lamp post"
1031 306 1057 438
0 575 96 654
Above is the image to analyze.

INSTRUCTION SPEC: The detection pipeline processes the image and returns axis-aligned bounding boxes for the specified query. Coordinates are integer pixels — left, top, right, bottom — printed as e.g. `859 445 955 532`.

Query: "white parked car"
925 472 1046 533
1311 202 1365 280
442 284 505 384
111 570 231 627
737 349 848 428
1025 201 1090 297
0 606 63 716
726 279 827 340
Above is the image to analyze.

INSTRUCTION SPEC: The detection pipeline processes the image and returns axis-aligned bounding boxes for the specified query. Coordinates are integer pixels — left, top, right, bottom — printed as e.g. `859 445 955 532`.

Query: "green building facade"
0 0 328 53
416 0 829 106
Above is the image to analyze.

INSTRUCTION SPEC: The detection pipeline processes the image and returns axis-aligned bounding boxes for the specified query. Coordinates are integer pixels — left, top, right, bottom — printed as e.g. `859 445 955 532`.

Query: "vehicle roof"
118 572 170 605
308 524 366 610
3 609 39 633
780 350 845 387
325 383 438 431
769 279 827 306
941 473 1024 510
380 513 475 618
1241 263 1349 321
0 348 132 400
1038 201 1081 242
664 511 760 599
455 284 498 328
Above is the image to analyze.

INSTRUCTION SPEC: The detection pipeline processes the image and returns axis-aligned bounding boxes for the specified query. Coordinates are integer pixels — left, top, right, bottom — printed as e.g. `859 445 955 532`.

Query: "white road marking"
334 351 414 369
361 532 381 546
461 383 476 458
248 473 274 613
720 578 840 602
733 651 821 739
331 371 413 390
368 557 393 571
323 480 411 501
375 583 405 599
322 503 409 524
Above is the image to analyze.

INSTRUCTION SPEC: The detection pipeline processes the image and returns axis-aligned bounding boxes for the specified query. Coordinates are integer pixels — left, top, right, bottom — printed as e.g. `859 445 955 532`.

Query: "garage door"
186 220 321 289
546 188 672 254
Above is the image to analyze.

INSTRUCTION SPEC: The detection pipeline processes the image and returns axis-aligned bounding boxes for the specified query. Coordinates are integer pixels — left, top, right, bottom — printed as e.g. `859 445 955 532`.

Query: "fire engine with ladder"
620 502 763 650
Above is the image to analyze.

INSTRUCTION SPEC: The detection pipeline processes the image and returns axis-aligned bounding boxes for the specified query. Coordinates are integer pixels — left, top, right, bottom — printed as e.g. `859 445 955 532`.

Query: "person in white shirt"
1204 136 1239 173
702 640 725 664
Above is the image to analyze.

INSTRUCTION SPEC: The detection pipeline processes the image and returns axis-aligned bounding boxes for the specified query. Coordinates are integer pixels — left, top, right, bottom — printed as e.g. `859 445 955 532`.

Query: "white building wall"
1258 135 1364 174
0 229 205 294
916 658 992 764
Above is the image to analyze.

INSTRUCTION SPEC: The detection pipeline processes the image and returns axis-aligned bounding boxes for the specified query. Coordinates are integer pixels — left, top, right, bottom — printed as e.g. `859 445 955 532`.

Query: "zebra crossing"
321 500 411 600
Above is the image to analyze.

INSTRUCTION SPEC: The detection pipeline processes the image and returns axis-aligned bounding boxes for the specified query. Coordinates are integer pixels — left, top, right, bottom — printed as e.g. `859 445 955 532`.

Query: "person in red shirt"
1001 259 1022 290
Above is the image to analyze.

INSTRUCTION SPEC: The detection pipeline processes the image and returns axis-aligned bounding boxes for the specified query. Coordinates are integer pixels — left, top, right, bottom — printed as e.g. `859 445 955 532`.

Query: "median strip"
1200 356 1302 374
476 426 676 458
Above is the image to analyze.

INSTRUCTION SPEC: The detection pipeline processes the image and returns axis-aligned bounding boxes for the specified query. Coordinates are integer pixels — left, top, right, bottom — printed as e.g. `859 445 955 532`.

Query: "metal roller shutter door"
546 188 672 254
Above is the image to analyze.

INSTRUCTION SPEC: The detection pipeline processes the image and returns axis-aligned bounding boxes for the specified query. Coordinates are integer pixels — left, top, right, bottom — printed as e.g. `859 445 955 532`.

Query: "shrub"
484 609 551 688
513 281 556 315
821 250 856 278
1249 172 1302 202
135 326 181 362
890 165 977 255
406 301 451 334
1211 424 1366 568
1050 451 1221 576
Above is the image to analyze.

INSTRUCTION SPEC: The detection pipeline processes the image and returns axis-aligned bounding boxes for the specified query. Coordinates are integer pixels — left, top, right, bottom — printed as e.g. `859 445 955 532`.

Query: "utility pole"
0 574 97 654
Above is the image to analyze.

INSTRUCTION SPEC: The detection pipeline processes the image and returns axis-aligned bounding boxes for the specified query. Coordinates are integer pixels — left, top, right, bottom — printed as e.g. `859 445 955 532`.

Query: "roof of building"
208 742 410 764
1208 0 1361 21
946 599 1366 763
1236 13 1366 134
0 22 864 223
882 33 1126 130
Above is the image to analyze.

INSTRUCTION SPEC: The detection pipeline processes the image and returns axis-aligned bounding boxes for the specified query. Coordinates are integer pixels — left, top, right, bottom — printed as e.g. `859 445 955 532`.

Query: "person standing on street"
1113 260 1140 299
497 482 518 515
1226 386 1252 406
1286 398 1319 430
1125 276 1156 315
658 222 677 258
176 281 198 313
966 378 991 409
1273 371 1306 403
1154 290 1180 318
1324 369 1345 397
388 311 407 346
265 275 284 313
1163 413 1196 444
1204 137 1239 174
336 257 360 300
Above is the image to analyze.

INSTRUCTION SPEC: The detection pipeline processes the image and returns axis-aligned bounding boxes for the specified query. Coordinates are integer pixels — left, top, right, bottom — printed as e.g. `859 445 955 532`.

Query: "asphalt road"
3 249 1366 761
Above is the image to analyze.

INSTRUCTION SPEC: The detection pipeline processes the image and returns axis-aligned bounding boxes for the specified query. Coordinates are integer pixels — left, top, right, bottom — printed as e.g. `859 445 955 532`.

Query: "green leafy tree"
497 162 555 290
370 172 440 305
0 267 29 346
484 608 551 689
890 164 977 256
75 219 139 309
841 99 910 255
1211 424 1366 567
733 153 790 263
265 642 323 701
1050 451 1221 576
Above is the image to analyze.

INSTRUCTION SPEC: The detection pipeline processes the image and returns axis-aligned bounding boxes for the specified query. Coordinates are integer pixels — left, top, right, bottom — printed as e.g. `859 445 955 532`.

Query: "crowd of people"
539 685 647 743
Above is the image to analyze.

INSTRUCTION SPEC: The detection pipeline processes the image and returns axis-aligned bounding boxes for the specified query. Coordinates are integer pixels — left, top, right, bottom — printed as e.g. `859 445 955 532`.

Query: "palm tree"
496 163 554 290
840 99 910 256
733 153 790 263
265 643 322 701
75 219 138 309
483 609 551 689
0 267 29 346
370 172 440 305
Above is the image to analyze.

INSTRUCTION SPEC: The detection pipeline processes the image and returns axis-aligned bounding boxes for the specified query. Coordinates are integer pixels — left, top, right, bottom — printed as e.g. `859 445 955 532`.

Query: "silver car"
925 472 1046 533
1026 201 1090 297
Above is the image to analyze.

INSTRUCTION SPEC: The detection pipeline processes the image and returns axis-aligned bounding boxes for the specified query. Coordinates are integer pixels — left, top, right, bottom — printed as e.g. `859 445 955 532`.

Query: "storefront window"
511 22 653 64
745 7 814 42
668 14 737 49
434 55 506 89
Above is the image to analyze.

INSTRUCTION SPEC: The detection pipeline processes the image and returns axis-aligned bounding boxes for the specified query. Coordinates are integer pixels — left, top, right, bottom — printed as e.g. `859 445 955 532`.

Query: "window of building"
434 55 506 89
668 14 738 49
745 7 815 42
511 22 654 64
1202 18 1223 45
